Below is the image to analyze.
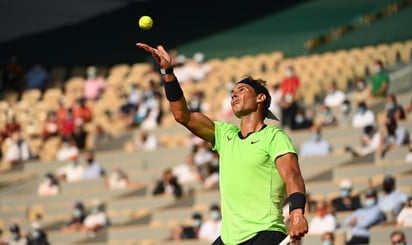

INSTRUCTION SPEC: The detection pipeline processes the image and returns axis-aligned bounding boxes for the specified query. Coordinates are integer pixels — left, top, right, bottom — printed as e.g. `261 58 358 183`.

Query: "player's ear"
256 93 266 103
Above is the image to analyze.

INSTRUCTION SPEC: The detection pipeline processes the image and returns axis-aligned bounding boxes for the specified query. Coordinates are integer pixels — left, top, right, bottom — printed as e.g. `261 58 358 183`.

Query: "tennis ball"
139 16 153 30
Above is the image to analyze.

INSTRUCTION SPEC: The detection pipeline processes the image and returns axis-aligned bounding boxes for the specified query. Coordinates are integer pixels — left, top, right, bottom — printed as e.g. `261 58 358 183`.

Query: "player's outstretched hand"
136 43 172 69
288 209 308 241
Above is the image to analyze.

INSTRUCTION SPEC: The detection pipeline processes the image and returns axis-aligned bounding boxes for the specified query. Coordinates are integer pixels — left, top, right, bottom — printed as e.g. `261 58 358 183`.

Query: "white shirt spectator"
3 133 31 163
198 216 222 242
56 142 79 161
56 161 85 182
308 213 338 235
397 204 412 227
324 90 347 108
352 110 375 128
83 208 108 230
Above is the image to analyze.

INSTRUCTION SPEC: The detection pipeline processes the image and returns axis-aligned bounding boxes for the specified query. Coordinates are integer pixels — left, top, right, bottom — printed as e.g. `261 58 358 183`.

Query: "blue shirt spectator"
299 125 331 157
83 150 105 179
25 64 49 91
344 189 386 245
378 175 408 218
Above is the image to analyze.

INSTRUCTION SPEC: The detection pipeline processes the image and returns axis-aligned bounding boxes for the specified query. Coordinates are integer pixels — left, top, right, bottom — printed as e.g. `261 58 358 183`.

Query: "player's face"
230 83 259 118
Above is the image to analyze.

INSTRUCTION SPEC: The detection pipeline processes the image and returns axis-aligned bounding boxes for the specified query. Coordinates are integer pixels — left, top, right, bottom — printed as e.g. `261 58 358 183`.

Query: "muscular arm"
276 153 308 240
136 43 215 143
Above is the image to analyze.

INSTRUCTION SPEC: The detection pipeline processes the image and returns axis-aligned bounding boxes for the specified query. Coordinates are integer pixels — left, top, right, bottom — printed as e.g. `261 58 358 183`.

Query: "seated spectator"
193 141 214 176
55 157 85 182
188 90 209 113
315 104 337 127
172 154 202 185
350 77 370 105
61 201 87 232
83 66 106 101
37 173 60 197
378 175 408 220
323 82 347 108
27 221 50 245
370 59 390 98
59 108 76 138
83 201 109 236
7 224 29 245
132 129 159 151
72 124 87 150
153 168 183 198
331 179 361 212
3 132 31 166
321 232 335 245
198 204 222 242
344 188 386 245
106 167 142 190
0 115 21 145
397 194 412 227
385 94 406 121
41 110 59 140
56 138 80 161
83 150 106 180
169 212 203 240
390 230 409 245
378 116 410 158
280 65 300 129
189 52 213 82
308 200 338 235
352 101 375 128
290 107 313 131
299 125 332 157
73 97 93 126
24 63 49 92
202 163 219 190
345 125 381 157
120 83 143 115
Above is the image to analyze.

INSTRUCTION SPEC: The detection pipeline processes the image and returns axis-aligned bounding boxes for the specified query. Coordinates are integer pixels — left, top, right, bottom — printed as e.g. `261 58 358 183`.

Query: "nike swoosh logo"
227 136 233 141
251 140 260 144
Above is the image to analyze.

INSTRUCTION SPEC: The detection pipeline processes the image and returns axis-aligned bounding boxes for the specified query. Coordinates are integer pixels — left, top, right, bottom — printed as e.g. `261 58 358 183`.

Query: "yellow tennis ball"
139 16 153 30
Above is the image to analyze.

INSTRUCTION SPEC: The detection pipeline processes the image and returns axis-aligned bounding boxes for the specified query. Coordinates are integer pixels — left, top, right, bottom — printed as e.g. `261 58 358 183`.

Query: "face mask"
193 218 202 227
74 208 83 217
295 115 304 124
358 107 366 114
386 102 395 111
340 189 350 198
286 69 294 78
321 240 333 245
44 178 52 185
12 232 19 240
311 133 321 141
374 65 382 73
357 82 365 90
91 207 100 214
31 230 40 239
210 210 220 220
341 104 350 114
364 198 375 207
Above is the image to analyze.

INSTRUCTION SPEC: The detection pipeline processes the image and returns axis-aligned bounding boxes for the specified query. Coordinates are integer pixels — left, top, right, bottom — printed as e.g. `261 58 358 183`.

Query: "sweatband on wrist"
164 79 184 101
288 192 306 214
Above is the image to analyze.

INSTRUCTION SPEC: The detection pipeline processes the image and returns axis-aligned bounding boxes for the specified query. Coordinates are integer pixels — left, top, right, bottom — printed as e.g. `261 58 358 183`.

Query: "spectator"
83 66 106 101
27 222 50 245
56 138 79 161
378 175 408 220
153 168 183 198
61 201 87 232
315 104 337 127
308 200 338 235
132 129 159 152
344 188 386 245
193 141 214 178
72 124 87 150
55 157 85 182
83 201 109 236
386 94 406 121
172 153 202 185
351 101 375 128
299 125 332 157
370 60 390 98
332 179 361 212
59 108 75 138
350 77 370 105
41 110 59 140
345 125 381 157
119 83 143 115
290 107 313 131
0 115 21 144
106 167 142 190
37 173 60 197
397 194 412 227
189 52 213 82
83 150 106 180
323 82 347 108
170 212 203 240
202 163 219 190
73 97 93 127
217 81 236 121
321 232 335 245
3 132 31 166
378 116 410 158
188 90 209 113
56 97 68 129
8 224 29 245
198 204 222 242
390 230 410 245
280 65 300 128
24 63 49 92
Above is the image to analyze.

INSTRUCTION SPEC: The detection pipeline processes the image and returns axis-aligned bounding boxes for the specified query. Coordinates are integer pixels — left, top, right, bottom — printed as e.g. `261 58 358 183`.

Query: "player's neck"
239 116 265 138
